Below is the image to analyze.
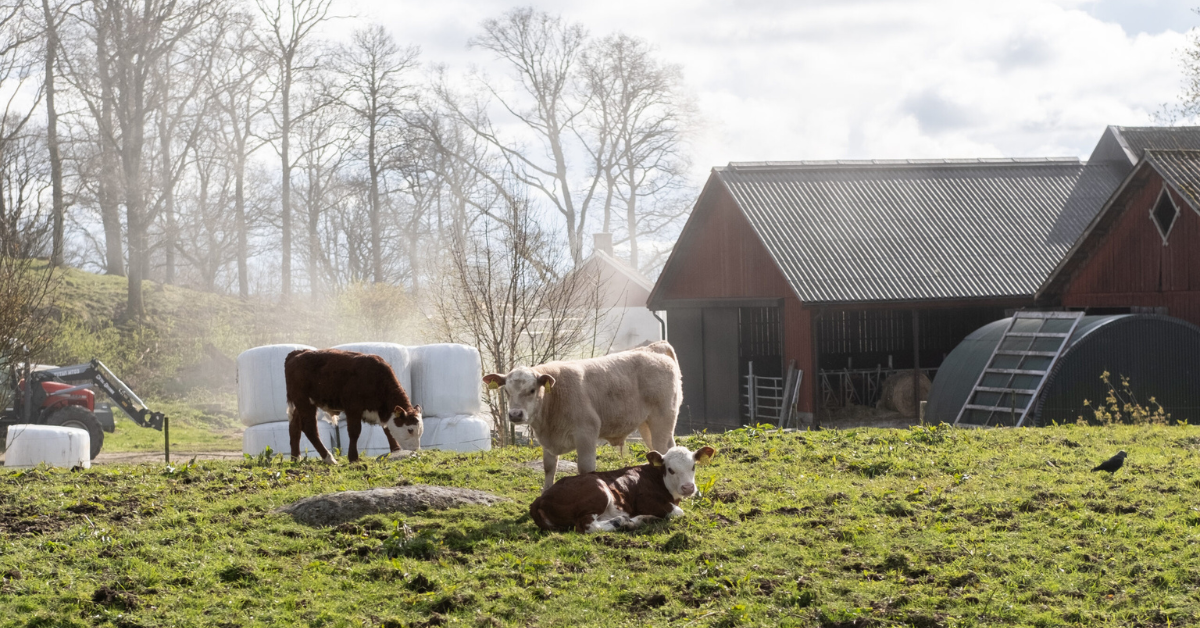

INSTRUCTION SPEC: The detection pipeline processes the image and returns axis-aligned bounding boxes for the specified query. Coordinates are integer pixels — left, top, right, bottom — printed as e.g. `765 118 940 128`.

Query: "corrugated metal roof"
716 159 1126 304
1146 150 1200 211
1114 127 1200 163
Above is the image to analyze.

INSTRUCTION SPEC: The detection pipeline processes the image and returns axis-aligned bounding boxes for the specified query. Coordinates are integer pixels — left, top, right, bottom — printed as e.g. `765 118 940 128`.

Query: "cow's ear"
412 404 422 417
537 373 555 391
646 451 664 467
483 374 506 390
694 447 716 466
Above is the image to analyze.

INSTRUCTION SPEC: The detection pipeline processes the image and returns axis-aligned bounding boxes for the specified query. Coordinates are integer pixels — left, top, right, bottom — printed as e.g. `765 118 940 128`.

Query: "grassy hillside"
2 423 1199 627
36 265 428 443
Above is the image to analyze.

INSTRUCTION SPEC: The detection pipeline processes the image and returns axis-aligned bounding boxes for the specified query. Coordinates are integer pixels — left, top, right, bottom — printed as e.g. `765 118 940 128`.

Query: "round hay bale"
237 344 315 427
243 421 335 458
4 424 90 469
879 371 932 418
410 344 483 418
274 485 507 527
422 414 491 452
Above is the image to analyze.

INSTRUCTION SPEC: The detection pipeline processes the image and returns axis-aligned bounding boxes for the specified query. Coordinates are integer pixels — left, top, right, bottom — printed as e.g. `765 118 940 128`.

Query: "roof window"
1152 188 1179 243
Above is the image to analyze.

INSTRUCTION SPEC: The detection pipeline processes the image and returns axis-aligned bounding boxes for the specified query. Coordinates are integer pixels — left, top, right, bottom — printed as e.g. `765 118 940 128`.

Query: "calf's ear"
483 374 506 390
646 451 664 467
536 373 555 391
694 447 716 466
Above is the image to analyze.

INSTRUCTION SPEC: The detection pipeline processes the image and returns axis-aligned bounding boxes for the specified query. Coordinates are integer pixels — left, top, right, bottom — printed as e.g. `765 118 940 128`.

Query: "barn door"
740 307 784 423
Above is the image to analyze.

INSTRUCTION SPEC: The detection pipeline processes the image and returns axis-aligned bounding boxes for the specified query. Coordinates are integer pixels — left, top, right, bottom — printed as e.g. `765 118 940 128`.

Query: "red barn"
650 126 1200 432
1039 149 1200 325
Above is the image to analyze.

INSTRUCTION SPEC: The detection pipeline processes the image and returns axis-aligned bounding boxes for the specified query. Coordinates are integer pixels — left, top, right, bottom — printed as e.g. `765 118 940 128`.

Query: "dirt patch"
819 404 920 430
92 585 140 610
0 506 72 536
275 485 508 527
521 460 579 474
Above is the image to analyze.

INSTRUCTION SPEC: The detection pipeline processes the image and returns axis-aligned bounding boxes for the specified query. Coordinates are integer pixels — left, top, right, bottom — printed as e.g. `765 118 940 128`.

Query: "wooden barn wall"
1062 170 1200 328
658 182 815 414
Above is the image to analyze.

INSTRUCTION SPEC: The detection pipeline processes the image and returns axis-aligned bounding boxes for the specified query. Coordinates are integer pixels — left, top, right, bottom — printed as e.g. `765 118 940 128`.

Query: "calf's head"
647 446 717 501
482 368 555 425
384 404 423 450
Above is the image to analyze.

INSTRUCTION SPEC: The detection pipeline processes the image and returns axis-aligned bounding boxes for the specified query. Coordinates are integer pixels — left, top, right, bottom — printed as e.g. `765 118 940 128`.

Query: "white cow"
483 341 682 491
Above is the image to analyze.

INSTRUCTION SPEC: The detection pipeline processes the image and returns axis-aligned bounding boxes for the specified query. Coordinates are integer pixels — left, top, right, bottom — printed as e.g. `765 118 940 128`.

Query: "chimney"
593 232 613 256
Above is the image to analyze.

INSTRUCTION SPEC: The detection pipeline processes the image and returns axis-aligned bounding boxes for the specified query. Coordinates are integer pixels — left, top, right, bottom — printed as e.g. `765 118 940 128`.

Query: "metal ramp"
954 311 1084 428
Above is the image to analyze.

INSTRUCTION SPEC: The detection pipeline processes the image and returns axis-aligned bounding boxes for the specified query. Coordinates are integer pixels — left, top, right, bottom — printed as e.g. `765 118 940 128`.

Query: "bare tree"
292 86 352 298
335 24 418 284
211 11 272 298
0 124 52 257
0 1 44 257
580 33 692 271
431 191 606 445
40 0 67 267
255 0 334 302
61 0 212 318
466 7 599 265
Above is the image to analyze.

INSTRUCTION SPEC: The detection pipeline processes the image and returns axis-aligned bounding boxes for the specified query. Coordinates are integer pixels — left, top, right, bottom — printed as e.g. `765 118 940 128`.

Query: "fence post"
748 361 756 424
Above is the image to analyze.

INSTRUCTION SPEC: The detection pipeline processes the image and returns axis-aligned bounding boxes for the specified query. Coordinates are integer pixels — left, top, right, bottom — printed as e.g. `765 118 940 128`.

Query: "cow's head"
647 445 717 501
384 404 423 451
482 368 555 425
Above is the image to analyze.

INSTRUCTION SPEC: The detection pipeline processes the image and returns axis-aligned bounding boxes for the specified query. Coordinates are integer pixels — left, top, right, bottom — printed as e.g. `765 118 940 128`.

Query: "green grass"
102 411 242 454
3 423 1200 627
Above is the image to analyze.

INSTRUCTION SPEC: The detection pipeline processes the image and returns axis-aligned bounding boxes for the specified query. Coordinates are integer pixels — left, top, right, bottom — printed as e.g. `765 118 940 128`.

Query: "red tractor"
2 359 165 460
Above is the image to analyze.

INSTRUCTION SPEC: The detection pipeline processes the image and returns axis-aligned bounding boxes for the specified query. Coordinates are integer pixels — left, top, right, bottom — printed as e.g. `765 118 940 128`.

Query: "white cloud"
342 0 1197 185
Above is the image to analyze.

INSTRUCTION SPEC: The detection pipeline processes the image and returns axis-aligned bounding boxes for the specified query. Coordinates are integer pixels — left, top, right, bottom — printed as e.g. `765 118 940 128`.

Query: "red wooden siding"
1062 170 1200 327
658 181 816 413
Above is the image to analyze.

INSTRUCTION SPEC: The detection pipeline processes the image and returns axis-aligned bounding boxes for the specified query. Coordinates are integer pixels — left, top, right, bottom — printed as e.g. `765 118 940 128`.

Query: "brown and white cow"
284 349 422 464
529 445 716 533
483 341 682 491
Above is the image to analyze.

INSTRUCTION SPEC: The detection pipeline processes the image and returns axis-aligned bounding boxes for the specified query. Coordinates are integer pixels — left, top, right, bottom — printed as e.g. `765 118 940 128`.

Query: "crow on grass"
1091 450 1127 474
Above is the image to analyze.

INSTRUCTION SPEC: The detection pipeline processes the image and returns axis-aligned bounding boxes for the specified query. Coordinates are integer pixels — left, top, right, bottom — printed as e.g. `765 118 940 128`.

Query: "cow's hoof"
388 450 414 459
321 455 338 465
611 515 635 531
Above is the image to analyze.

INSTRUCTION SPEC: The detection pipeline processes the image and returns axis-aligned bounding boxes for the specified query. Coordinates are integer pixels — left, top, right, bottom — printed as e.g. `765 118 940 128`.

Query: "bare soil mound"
274 485 507 527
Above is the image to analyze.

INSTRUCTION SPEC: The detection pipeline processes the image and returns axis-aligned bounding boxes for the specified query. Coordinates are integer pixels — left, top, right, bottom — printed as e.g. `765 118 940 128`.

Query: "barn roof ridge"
723 156 1082 170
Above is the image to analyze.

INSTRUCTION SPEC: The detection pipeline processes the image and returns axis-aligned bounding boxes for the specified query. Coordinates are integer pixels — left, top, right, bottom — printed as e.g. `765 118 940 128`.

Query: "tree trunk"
280 60 293 302
159 93 175 284
626 179 638 270
369 121 382 283
235 144 248 298
99 110 124 276
43 0 65 268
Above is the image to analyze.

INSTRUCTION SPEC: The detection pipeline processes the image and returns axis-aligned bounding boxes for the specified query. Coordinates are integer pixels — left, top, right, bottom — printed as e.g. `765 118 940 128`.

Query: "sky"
341 0 1200 187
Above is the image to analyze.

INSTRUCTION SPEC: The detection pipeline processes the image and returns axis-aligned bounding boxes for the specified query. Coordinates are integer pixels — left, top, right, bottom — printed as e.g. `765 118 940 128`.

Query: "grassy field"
2 423 1199 627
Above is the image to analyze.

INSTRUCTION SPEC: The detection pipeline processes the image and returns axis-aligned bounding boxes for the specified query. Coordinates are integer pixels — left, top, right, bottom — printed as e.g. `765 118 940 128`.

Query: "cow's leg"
648 415 676 454
575 435 598 478
382 424 401 453
287 402 306 461
296 405 335 464
615 514 660 531
542 449 559 492
638 422 653 452
345 414 363 463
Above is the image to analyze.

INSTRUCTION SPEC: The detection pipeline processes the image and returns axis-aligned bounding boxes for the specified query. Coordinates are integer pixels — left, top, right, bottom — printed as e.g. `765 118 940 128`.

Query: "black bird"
1092 450 1127 473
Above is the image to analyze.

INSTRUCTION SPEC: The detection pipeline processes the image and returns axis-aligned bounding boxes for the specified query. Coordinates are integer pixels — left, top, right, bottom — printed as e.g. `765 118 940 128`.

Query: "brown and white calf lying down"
284 348 422 463
529 446 716 533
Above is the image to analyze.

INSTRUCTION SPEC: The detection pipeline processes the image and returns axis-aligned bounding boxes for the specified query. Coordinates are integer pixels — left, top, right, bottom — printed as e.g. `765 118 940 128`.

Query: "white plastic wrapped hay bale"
421 414 491 452
237 344 316 427
243 421 335 458
4 425 91 469
410 344 483 417
334 422 393 457
332 342 412 393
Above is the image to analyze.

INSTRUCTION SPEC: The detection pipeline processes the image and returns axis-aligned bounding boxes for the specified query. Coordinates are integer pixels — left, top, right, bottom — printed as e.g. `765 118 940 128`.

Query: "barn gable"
1038 150 1200 326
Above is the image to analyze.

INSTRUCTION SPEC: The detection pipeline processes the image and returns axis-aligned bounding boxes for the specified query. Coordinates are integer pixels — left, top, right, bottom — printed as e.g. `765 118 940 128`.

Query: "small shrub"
1078 371 1169 426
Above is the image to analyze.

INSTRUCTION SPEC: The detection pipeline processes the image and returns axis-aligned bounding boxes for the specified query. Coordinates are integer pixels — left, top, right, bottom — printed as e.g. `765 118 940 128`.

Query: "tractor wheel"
45 405 104 460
